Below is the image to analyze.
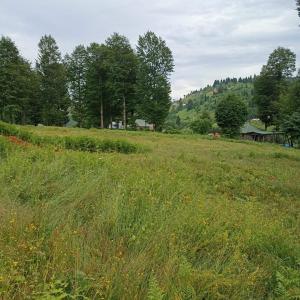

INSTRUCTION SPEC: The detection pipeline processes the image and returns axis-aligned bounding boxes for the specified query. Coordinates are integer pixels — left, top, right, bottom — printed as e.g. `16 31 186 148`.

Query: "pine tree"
36 35 69 126
136 31 174 131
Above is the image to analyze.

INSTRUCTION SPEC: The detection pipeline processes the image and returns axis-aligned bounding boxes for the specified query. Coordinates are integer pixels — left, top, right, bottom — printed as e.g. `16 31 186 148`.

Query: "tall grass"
0 126 299 299
0 121 142 154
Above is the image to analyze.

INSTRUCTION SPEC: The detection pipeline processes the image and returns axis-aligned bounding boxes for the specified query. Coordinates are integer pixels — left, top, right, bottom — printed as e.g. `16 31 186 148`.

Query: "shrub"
190 118 212 134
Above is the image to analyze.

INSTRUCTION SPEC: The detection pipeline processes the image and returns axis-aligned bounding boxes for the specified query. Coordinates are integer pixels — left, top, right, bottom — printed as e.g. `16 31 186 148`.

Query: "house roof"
241 123 273 135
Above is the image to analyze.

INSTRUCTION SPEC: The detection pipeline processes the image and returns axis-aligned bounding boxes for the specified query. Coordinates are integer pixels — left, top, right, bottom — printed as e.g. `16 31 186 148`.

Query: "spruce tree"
36 35 69 126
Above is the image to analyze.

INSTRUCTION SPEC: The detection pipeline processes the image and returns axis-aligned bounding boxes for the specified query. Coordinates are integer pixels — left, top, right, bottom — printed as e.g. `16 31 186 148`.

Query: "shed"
241 123 284 143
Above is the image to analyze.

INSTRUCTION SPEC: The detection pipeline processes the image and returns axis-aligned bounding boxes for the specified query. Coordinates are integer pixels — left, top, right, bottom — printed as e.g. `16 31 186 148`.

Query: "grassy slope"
0 127 300 299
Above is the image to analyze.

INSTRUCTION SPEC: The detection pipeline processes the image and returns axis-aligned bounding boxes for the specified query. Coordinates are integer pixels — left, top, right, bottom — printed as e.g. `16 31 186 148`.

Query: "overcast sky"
1 0 300 98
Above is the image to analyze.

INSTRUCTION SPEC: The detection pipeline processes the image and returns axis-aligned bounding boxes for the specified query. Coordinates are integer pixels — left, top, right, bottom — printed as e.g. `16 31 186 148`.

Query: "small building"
241 123 284 143
109 121 124 130
135 119 154 131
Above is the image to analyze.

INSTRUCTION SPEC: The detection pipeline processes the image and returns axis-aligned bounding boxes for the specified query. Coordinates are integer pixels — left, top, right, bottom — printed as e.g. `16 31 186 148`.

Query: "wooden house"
241 123 284 143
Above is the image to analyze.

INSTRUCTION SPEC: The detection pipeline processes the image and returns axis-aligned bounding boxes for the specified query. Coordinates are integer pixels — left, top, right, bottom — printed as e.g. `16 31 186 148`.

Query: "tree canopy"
216 94 248 137
254 47 296 130
136 31 174 130
0 32 173 130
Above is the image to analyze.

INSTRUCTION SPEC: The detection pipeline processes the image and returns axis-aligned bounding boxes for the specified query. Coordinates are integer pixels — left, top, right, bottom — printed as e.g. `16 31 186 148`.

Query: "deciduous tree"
254 48 296 129
105 33 137 129
216 94 247 137
136 31 174 131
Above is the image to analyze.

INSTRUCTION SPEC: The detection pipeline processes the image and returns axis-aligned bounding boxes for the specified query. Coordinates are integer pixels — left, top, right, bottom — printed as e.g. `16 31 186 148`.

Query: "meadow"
0 125 300 299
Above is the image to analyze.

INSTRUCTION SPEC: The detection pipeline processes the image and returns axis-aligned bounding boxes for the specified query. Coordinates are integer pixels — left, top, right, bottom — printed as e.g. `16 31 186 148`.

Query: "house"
135 119 154 131
241 123 284 143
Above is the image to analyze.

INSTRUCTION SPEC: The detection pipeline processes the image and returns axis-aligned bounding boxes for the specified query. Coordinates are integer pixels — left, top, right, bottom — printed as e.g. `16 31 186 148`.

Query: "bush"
190 118 212 134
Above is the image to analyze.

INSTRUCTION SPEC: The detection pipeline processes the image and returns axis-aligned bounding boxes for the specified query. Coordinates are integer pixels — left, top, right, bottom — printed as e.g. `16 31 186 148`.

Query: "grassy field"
0 126 300 299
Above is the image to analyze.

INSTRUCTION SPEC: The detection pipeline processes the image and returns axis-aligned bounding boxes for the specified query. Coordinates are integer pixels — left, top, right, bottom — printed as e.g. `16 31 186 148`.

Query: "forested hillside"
167 77 256 128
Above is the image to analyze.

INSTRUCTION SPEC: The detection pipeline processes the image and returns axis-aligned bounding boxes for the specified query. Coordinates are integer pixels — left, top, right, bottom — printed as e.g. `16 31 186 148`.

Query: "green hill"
168 77 256 128
0 124 300 299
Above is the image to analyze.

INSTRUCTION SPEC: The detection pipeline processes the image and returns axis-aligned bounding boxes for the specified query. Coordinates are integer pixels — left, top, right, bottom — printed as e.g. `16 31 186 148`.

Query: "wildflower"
28 223 37 231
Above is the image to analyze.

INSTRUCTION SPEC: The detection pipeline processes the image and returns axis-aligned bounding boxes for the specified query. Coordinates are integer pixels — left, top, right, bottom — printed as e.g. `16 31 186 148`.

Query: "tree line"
0 32 174 130
253 47 300 145
168 46 300 143
200 47 300 141
213 76 256 87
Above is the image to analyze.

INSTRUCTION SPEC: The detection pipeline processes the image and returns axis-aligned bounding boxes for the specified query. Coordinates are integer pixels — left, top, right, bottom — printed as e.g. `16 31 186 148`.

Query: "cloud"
1 0 299 98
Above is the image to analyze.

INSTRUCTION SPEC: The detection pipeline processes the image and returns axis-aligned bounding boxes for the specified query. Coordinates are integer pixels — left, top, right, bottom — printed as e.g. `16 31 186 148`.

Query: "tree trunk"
123 95 127 130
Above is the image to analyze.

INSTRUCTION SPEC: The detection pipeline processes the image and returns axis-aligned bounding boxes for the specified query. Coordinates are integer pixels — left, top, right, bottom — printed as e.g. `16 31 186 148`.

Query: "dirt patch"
7 136 30 147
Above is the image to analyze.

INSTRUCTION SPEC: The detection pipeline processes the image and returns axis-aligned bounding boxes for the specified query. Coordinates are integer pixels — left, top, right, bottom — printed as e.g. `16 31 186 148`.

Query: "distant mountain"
169 76 257 127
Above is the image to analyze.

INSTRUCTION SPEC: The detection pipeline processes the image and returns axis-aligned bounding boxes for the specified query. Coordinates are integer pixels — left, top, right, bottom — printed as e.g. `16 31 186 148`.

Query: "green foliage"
0 121 141 154
1 32 174 130
85 43 111 128
254 70 280 129
216 94 248 137
36 35 70 126
105 33 137 129
190 118 212 134
0 136 10 158
172 77 255 124
282 112 300 147
265 47 296 80
137 31 174 131
0 36 39 125
254 47 296 130
63 136 139 153
281 78 300 116
147 275 164 300
65 45 88 128
36 280 69 300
